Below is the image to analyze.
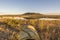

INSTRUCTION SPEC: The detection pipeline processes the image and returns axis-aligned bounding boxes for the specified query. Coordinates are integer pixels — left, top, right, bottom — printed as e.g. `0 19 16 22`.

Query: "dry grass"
0 18 60 40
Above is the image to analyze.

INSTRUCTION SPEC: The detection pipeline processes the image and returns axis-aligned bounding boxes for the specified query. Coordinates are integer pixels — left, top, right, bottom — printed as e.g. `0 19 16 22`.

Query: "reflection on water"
39 18 60 20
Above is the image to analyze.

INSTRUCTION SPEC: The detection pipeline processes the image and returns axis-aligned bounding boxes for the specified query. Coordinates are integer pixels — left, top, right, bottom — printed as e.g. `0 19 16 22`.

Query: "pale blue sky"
0 0 60 14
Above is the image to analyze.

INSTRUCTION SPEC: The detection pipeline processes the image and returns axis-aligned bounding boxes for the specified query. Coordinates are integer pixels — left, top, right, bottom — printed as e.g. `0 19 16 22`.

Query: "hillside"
0 13 60 19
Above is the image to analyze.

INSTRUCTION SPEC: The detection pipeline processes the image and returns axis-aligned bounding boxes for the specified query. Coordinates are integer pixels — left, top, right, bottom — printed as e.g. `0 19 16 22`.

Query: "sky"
0 0 60 14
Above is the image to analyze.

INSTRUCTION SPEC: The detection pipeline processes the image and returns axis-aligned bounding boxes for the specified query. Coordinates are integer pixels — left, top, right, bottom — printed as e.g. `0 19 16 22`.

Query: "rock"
19 24 40 40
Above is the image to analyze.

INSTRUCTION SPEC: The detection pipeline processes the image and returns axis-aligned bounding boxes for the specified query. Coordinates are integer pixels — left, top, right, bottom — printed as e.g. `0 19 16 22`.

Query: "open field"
0 13 60 40
0 18 60 40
